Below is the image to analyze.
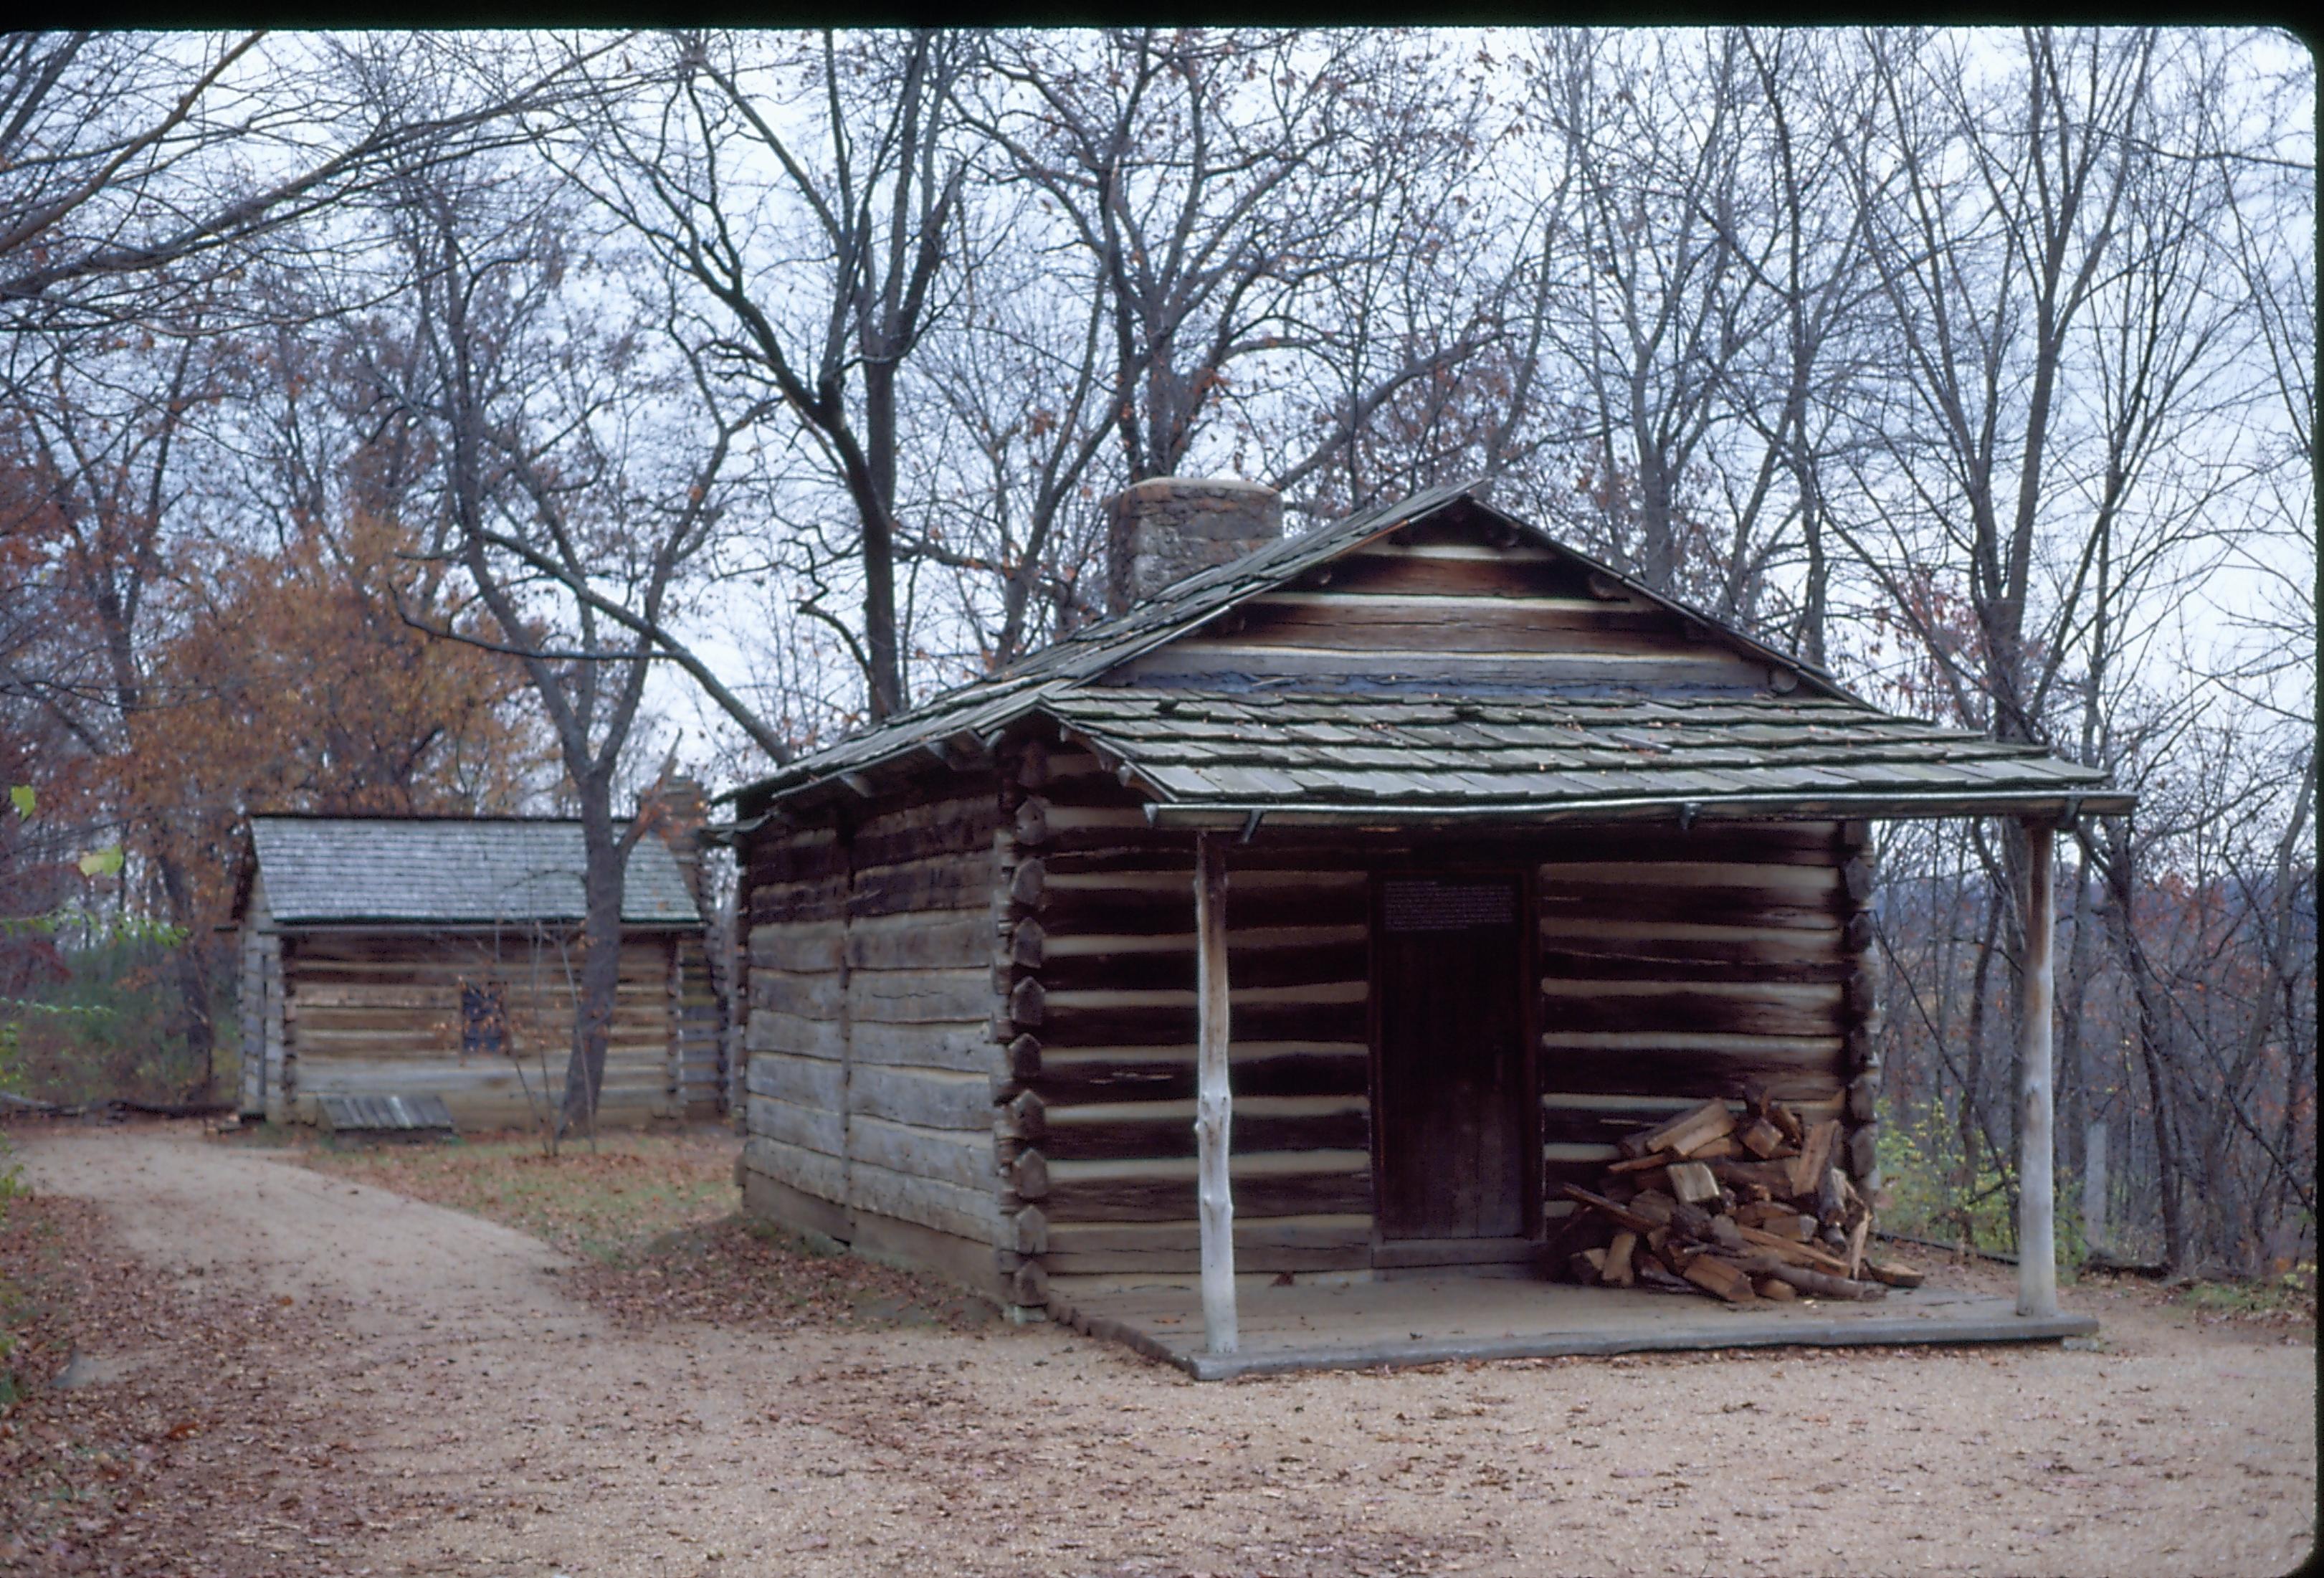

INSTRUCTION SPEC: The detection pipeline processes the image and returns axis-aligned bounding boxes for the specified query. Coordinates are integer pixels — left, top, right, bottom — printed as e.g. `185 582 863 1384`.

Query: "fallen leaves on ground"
567 1215 990 1334
0 1192 399 1577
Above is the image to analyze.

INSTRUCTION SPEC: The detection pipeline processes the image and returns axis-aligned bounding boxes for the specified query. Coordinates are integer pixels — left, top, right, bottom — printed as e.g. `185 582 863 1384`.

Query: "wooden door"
1374 875 1530 1241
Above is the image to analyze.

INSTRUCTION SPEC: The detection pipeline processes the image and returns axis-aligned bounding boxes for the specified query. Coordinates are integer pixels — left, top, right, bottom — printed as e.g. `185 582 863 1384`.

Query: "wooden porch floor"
1048 1275 2098 1381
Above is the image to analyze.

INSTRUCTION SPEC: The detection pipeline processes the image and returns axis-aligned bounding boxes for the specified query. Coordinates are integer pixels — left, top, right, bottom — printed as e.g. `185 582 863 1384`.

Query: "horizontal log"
1035 1043 1367 1103
747 881 847 926
749 923 844 973
1537 859 1841 894
1043 923 1368 957
1043 1151 1373 1224
1039 995 1367 1050
850 1019 1001 1075
740 824 847 884
1044 1241 1372 1276
1036 882 1364 934
751 970 844 1019
848 852 996 919
284 958 675 989
744 1010 845 1060
849 1064 992 1131
1540 1032 1844 1098
1293 543 1602 599
846 1159 999 1245
743 1133 846 1202
849 967 994 1025
1538 949 1849 986
1110 643 1763 689
847 1115 994 1192
1044 1213 1373 1256
847 795 1001 870
1227 599 1698 655
1040 938 1368 995
1040 1095 1370 1162
1538 887 1842 931
746 1094 846 1154
746 1050 844 1107
1539 978 1846 1038
843 911 993 971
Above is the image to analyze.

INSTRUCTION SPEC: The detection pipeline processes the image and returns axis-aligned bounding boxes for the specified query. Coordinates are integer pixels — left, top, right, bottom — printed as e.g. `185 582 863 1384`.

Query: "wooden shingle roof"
728 483 2128 826
244 817 702 928
1047 690 2121 828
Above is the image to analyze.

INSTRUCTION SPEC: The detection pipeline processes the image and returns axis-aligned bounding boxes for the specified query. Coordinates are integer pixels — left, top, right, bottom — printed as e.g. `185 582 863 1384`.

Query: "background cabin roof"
244 816 701 928
726 482 2128 824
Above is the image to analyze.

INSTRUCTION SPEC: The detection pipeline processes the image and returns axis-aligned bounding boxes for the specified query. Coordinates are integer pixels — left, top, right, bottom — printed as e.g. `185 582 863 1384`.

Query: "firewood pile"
1550 1093 1921 1304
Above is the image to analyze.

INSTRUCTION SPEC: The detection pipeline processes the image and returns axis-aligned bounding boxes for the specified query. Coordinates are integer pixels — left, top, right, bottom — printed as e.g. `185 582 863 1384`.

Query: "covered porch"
1050 1267 2099 1382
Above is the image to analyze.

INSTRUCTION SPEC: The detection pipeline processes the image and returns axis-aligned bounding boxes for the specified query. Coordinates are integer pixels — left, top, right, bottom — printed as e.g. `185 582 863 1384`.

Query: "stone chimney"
1105 477 1283 614
639 773 710 905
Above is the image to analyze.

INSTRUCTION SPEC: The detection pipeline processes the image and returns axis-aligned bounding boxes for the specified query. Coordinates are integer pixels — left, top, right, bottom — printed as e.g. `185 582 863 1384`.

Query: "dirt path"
16 1128 2317 1577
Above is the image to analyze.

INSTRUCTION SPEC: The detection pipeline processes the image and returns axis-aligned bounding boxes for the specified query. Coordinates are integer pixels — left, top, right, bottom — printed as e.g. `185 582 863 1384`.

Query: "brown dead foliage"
565 1215 994 1334
0 1193 401 1576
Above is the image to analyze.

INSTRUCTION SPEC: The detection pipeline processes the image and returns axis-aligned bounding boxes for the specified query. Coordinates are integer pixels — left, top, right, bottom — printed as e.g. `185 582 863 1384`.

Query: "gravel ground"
9 1124 2315 1577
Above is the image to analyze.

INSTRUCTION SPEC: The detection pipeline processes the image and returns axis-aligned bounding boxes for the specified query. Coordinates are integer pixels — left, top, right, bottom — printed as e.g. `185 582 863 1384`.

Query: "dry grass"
286 1126 736 1263
282 1123 986 1333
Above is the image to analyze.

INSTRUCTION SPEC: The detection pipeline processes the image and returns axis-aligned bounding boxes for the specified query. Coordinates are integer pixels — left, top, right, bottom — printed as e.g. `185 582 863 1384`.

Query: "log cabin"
233 797 723 1130
721 477 2129 1344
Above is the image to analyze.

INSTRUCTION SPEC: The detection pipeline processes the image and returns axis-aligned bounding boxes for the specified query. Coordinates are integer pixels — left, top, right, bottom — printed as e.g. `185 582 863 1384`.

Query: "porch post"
2016 819 2059 1318
1194 831 1238 1354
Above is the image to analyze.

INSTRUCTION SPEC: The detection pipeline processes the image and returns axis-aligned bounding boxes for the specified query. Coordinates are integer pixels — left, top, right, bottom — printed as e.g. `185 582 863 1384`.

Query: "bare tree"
353 120 746 1135
550 29 971 722
961 29 1490 503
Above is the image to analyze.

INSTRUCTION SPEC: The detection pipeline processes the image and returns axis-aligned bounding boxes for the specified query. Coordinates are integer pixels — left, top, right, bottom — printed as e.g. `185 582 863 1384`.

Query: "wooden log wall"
1104 505 1781 691
1837 824 1883 1192
1004 736 1376 1285
1535 821 1856 1217
671 932 725 1118
280 932 681 1129
738 775 1010 1280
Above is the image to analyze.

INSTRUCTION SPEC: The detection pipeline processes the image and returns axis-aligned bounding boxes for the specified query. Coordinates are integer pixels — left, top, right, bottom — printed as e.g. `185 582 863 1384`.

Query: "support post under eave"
2017 819 2059 1318
1194 831 1238 1354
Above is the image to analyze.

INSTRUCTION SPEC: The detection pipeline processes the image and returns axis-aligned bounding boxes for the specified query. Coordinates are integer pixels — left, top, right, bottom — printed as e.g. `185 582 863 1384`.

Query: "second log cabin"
722 477 2128 1341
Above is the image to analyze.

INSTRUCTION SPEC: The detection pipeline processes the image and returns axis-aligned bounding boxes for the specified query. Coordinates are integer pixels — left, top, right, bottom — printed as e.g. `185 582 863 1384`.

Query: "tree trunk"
153 849 215 1099
2103 816 2186 1276
1958 885 2000 1245
558 781 627 1141
859 359 904 718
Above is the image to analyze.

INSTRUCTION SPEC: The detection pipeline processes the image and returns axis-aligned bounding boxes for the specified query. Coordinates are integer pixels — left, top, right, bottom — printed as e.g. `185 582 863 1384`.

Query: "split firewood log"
1668 1161 1722 1205
1742 1258 1886 1301
1619 1098 1736 1161
1786 1121 1841 1197
1738 1116 1789 1159
1861 1258 1925 1289
1673 1250 1759 1303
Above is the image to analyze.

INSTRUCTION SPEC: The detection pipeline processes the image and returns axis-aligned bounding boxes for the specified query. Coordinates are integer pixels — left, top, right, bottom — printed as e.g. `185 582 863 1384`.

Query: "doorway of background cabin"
1373 873 1531 1243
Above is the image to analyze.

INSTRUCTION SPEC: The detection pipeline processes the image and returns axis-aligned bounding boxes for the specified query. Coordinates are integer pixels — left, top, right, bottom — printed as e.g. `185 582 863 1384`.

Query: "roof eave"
1142 787 2134 832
